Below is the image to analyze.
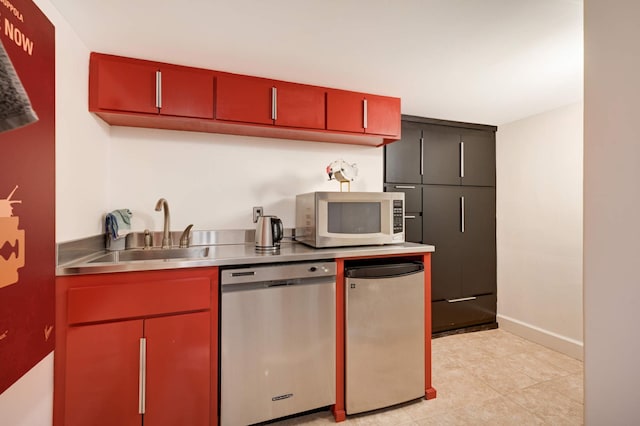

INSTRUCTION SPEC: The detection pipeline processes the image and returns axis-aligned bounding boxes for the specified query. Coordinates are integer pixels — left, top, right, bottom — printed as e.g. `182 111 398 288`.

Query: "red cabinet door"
216 73 273 125
365 94 401 137
145 311 211 426
65 320 143 426
275 82 325 129
327 90 401 137
160 67 214 119
91 53 214 119
216 75 326 129
326 90 365 133
93 55 158 114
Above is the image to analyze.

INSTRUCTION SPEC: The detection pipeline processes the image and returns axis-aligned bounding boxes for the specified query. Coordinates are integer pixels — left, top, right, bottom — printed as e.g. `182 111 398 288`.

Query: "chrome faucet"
154 198 172 248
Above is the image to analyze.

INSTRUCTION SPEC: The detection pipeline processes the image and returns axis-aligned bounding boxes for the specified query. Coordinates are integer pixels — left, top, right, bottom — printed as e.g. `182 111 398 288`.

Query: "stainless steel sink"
88 247 210 263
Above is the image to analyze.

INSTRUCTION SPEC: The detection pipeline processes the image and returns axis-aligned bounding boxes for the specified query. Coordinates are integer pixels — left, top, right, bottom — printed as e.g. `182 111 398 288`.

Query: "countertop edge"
56 242 436 276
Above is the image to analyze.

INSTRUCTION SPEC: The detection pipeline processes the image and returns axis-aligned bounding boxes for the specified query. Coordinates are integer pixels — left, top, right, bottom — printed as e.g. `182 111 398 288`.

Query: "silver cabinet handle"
460 141 465 178
394 185 416 189
271 87 277 121
363 98 368 129
404 215 416 219
460 196 465 233
155 71 162 109
420 136 424 176
139 337 147 414
447 296 477 303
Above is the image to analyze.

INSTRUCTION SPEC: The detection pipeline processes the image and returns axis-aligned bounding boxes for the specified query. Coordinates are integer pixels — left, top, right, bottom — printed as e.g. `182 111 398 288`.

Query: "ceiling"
49 0 583 126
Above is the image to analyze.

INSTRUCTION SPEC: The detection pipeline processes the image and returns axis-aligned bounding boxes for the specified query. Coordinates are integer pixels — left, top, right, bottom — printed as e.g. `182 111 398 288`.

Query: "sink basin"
88 247 210 263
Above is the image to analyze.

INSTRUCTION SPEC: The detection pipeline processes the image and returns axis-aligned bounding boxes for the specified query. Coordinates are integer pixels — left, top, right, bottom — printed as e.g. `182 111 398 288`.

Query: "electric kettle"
255 215 284 251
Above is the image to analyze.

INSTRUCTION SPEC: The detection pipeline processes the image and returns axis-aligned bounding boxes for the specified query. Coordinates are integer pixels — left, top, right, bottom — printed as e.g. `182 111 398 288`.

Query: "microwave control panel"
393 200 404 233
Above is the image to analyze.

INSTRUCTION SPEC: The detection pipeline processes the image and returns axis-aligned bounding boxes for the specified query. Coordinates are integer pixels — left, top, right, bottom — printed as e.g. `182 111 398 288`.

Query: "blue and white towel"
105 209 132 239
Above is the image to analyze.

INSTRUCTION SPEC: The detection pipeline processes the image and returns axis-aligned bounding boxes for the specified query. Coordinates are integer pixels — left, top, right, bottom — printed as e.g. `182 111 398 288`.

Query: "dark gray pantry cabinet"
384 115 497 334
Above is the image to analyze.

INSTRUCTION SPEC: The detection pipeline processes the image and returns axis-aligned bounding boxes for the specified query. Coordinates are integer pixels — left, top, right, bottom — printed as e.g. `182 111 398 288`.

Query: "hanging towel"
105 209 132 240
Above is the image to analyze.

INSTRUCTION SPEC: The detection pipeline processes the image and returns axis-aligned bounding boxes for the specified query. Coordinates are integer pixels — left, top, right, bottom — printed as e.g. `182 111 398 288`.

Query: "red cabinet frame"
54 267 219 426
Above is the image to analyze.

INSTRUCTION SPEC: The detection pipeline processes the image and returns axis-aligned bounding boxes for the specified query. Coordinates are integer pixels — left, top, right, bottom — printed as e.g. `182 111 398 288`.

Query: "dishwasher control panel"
221 261 337 286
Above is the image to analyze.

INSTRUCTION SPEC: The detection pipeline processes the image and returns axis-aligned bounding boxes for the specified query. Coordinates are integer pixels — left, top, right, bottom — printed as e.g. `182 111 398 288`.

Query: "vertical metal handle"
420 136 424 176
271 87 277 121
138 337 147 414
155 71 162 109
460 196 465 233
460 141 465 178
363 98 368 129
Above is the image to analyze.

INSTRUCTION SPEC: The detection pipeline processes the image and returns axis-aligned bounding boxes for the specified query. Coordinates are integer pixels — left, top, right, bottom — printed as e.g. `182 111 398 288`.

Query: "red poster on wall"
0 0 55 394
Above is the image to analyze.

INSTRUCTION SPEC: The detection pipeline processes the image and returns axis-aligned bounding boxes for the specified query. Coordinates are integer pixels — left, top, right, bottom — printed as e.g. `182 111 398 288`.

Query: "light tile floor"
271 328 584 425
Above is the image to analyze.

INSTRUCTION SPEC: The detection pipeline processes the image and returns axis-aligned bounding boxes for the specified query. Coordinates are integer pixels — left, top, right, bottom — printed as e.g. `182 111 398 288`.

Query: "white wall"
47 2 110 242
584 1 640 422
496 102 583 359
0 354 53 426
107 127 383 233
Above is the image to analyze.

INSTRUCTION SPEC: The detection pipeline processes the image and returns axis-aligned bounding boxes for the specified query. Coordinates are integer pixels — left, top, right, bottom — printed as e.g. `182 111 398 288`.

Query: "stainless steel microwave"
295 191 405 248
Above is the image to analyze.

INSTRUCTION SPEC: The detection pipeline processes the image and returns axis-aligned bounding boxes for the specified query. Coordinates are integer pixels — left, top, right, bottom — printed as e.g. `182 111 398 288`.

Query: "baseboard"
497 314 584 361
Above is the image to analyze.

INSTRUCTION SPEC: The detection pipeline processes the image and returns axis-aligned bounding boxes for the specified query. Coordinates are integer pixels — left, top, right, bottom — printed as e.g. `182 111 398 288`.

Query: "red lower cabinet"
66 320 143 426
145 312 211 426
55 268 218 426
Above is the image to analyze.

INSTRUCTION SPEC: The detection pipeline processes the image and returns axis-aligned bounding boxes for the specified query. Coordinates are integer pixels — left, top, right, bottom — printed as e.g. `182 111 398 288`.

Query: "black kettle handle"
272 218 283 243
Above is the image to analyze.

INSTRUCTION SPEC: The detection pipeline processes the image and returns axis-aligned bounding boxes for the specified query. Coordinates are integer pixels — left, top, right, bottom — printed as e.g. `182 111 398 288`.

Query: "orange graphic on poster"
0 185 25 288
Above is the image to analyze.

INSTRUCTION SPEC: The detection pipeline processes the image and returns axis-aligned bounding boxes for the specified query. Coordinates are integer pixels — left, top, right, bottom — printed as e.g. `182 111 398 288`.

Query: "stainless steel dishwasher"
345 261 425 414
220 261 336 426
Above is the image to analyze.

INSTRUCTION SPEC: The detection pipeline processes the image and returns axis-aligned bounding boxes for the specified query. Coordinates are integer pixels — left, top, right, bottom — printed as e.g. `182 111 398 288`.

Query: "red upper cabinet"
327 90 401 138
274 81 325 129
91 55 158 114
216 73 325 129
89 53 214 119
159 66 214 119
215 74 273 125
88 51 400 146
366 94 401 137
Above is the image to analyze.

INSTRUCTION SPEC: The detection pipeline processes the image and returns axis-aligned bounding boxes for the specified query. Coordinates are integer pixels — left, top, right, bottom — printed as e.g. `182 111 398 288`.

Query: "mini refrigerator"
345 262 425 414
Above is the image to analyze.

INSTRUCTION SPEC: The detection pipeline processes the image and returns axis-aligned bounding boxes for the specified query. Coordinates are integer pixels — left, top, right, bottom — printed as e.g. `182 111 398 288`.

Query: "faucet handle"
143 229 153 249
179 224 194 248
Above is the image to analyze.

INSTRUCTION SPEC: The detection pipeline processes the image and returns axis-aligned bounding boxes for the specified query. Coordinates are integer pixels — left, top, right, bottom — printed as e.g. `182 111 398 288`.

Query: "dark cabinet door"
460 128 496 186
384 121 422 184
384 183 421 212
403 214 422 243
460 186 496 296
385 183 422 243
423 185 462 302
422 125 462 185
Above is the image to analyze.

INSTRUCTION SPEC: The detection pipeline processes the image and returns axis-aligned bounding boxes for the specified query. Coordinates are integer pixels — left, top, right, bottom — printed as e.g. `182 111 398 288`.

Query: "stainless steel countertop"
56 240 435 276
